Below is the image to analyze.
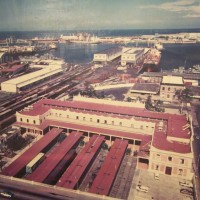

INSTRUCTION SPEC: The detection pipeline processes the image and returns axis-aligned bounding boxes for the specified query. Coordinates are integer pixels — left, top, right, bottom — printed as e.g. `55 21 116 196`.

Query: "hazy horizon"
0 0 200 31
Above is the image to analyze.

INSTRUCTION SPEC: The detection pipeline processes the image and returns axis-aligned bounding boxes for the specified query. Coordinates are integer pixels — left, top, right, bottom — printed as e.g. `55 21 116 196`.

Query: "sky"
0 0 200 31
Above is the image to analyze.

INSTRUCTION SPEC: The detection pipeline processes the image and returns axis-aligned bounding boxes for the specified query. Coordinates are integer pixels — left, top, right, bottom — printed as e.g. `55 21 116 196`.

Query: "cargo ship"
143 48 161 72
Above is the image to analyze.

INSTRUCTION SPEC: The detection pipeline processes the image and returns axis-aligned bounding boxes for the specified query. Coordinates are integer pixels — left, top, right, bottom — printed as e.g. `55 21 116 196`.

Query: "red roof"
57 135 105 189
89 139 128 195
44 149 77 184
2 128 63 177
0 64 26 72
26 131 83 183
152 130 191 153
17 98 191 154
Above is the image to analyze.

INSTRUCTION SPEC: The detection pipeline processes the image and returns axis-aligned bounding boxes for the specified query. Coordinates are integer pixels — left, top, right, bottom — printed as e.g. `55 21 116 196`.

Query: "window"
167 94 170 98
76 116 79 120
20 118 23 122
97 119 100 123
180 159 184 164
162 87 165 90
83 117 86 121
178 169 183 176
168 156 172 161
27 119 29 123
168 87 170 91
119 122 122 126
104 120 107 124
33 120 36 124
112 121 114 125
155 165 159 170
90 118 92 122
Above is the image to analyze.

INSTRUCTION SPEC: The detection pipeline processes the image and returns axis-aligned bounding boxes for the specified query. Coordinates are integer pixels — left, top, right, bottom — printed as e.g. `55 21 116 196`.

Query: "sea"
1 29 200 70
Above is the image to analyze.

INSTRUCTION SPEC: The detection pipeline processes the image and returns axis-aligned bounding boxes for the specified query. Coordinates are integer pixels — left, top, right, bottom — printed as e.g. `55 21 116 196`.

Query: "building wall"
149 149 193 180
121 49 144 66
160 84 184 101
93 54 107 62
17 108 155 135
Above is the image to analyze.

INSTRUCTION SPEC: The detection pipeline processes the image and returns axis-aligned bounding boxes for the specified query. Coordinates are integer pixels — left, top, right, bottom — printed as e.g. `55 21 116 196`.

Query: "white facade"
93 47 122 63
121 48 145 66
1 65 63 93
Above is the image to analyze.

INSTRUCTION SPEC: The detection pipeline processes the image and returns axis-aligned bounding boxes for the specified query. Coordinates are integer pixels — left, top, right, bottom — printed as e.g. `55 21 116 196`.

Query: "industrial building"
121 47 146 66
1 65 63 93
89 138 128 195
57 135 105 189
12 95 193 179
0 63 28 77
2 95 194 198
93 46 122 64
2 128 63 177
26 131 83 183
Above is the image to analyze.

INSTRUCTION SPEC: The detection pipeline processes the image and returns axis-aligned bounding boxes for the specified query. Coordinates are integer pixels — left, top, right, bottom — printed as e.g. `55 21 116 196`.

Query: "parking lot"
129 169 194 200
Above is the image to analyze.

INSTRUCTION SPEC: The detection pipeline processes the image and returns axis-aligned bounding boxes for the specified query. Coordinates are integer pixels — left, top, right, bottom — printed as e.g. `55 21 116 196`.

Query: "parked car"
0 191 14 198
179 181 193 188
154 172 159 180
136 185 149 193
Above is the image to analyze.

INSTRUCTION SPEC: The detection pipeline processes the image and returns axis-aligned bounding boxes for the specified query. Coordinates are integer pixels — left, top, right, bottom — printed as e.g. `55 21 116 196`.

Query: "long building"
26 131 83 183
57 135 105 189
121 47 146 66
1 128 63 177
93 46 122 63
12 95 193 181
89 138 128 195
1 64 63 93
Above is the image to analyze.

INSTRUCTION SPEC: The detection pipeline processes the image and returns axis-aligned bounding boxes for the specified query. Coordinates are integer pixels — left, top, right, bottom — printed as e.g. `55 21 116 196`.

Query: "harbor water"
1 29 200 70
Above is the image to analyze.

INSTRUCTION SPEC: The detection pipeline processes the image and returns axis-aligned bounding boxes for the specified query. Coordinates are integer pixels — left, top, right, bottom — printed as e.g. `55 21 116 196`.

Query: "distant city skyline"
0 0 200 31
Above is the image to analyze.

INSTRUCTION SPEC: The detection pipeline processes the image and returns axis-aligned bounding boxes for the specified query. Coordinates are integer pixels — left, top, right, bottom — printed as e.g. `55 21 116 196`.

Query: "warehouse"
93 46 122 64
1 128 63 177
1 65 63 93
57 135 105 189
26 131 83 183
121 47 146 66
89 139 128 195
13 95 193 181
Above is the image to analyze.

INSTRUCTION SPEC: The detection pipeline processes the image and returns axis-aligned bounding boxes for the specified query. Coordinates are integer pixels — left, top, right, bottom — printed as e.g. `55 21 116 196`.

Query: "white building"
93 46 122 63
1 65 63 93
121 48 146 66
160 76 185 101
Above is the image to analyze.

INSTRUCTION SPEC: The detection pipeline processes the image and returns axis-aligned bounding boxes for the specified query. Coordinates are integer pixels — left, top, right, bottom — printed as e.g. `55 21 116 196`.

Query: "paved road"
0 175 115 200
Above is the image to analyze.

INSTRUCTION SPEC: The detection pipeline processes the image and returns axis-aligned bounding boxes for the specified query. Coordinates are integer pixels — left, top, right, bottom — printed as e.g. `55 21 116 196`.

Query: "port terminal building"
121 47 149 66
93 46 122 64
8 95 193 182
1 65 63 93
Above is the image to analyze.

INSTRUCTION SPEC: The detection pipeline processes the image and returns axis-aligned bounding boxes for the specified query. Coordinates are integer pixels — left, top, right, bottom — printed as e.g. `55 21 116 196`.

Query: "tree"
175 88 193 103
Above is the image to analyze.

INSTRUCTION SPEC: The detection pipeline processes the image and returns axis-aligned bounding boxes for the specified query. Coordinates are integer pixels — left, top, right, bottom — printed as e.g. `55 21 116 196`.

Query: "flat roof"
0 64 26 73
57 135 105 189
2 128 62 177
95 46 122 56
162 76 183 85
142 72 200 81
124 48 144 55
26 131 82 183
89 139 128 195
130 83 160 93
1 66 62 86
